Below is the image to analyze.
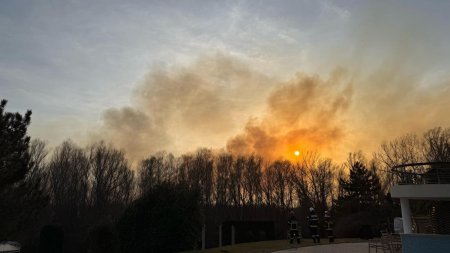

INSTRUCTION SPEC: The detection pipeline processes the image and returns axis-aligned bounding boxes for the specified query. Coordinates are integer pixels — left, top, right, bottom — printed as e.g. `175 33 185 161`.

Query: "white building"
390 162 450 253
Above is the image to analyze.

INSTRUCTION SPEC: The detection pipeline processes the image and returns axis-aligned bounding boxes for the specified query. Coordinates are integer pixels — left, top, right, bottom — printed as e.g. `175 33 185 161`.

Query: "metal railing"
391 162 450 185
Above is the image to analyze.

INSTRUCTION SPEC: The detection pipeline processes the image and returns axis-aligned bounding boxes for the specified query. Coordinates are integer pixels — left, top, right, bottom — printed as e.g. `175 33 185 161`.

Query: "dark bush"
39 225 64 253
87 222 120 253
334 211 379 238
116 183 202 253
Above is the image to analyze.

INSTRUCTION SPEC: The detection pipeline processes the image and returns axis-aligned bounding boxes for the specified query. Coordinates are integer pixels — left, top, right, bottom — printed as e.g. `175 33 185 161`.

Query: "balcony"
389 162 450 253
392 162 450 185
391 162 450 200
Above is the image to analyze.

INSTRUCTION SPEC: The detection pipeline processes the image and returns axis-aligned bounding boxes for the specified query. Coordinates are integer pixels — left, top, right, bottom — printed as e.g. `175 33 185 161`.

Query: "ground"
274 242 368 253
182 238 367 253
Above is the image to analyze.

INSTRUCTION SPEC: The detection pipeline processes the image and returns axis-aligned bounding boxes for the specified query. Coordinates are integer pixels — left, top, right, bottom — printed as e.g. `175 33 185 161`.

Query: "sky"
1 0 450 163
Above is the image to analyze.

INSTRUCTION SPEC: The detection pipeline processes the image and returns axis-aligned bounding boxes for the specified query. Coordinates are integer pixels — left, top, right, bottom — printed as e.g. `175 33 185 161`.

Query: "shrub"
116 183 202 253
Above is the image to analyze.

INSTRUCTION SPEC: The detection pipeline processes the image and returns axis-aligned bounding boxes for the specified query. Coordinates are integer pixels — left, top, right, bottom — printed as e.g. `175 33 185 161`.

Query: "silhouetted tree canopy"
2 98 449 249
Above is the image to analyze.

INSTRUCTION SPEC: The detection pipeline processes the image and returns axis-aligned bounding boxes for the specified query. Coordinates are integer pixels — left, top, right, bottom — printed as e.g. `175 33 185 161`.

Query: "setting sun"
294 150 300 156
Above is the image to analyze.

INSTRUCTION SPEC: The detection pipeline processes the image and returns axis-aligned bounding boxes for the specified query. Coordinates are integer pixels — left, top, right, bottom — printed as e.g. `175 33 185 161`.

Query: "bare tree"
379 134 422 165
26 139 49 189
375 134 422 191
139 151 178 195
230 156 245 206
375 128 450 191
309 158 335 213
180 149 214 206
270 160 293 208
88 141 134 208
423 127 450 162
215 153 233 206
177 154 194 186
48 140 89 216
139 154 164 194
291 160 311 208
289 152 338 213
262 161 275 206
197 149 215 206
162 152 177 183
242 155 263 206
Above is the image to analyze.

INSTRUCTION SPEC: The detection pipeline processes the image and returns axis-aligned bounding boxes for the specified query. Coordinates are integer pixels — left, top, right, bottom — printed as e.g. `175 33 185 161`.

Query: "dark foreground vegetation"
2 99 450 252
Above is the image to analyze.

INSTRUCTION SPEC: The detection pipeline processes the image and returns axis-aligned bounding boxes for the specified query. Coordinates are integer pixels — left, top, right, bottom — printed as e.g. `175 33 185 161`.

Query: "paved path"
273 242 369 253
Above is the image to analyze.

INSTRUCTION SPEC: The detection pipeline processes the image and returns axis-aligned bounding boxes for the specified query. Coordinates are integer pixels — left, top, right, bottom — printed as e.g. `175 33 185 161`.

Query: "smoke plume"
101 47 450 163
101 54 275 162
101 2 450 163
227 69 353 161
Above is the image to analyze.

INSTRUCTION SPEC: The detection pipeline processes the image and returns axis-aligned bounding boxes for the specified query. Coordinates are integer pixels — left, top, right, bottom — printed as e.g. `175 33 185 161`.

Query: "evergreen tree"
0 99 48 245
338 161 383 212
333 157 385 237
0 99 50 250
0 99 32 191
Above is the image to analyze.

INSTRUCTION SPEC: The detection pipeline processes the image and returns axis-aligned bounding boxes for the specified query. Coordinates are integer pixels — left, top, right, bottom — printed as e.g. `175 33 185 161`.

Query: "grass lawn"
182 238 366 253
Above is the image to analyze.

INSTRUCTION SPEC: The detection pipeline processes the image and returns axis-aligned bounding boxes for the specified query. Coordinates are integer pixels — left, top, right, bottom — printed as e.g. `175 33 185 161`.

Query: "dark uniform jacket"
288 216 299 230
307 211 319 228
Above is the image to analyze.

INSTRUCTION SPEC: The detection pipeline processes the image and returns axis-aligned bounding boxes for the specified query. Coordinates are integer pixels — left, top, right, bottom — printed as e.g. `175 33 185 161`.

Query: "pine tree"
0 99 47 244
332 159 385 237
338 161 383 212
0 99 32 192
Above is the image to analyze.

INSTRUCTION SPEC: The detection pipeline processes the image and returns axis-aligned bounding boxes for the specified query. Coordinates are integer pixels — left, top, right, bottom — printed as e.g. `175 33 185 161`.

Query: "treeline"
14 140 371 250
2 98 450 252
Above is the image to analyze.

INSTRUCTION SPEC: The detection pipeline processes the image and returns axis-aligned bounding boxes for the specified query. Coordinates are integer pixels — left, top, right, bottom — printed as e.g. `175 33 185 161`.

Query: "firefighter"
324 210 335 243
288 210 301 244
307 207 320 243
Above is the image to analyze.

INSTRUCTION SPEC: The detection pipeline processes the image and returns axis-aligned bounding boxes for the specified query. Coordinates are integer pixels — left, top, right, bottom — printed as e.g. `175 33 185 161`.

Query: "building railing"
391 162 450 185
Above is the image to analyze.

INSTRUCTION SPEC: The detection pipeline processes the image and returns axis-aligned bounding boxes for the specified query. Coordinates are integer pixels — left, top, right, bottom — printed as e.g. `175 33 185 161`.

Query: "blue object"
401 233 450 253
